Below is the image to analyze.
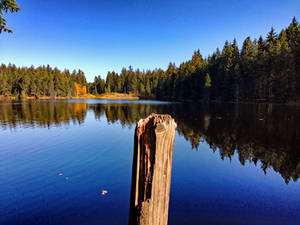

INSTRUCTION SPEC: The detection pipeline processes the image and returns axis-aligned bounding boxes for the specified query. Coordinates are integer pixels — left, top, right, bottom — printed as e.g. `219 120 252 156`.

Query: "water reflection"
0 101 87 128
0 100 299 183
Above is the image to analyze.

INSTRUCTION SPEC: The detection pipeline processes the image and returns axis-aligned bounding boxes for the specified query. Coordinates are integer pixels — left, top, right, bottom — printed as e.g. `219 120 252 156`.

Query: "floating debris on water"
65 177 70 180
101 189 108 195
58 172 63 176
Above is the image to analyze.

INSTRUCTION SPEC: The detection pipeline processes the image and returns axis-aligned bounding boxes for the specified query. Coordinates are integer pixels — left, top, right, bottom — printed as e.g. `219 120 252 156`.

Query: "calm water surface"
0 100 300 225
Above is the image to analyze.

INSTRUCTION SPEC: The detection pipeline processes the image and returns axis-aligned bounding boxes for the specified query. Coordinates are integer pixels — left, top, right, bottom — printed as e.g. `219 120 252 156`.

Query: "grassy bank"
0 93 141 101
1 94 299 105
93 93 140 100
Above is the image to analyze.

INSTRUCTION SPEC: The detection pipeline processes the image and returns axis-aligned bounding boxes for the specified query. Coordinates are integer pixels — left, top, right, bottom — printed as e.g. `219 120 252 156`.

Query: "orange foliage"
74 82 87 96
74 103 87 114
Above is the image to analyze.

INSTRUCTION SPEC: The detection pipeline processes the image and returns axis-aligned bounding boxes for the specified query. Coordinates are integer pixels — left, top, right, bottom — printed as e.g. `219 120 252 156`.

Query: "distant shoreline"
0 93 143 101
0 94 299 105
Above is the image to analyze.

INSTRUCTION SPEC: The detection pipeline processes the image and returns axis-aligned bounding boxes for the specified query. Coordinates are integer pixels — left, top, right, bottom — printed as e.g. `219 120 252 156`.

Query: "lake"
0 100 300 225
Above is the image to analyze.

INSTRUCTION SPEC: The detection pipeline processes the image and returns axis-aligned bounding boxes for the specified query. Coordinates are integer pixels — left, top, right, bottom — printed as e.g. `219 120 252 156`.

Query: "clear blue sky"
0 0 299 81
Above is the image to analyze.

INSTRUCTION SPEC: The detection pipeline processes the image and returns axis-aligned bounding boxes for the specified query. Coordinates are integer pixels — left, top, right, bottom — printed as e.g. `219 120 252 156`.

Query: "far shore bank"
0 93 146 101
0 94 299 105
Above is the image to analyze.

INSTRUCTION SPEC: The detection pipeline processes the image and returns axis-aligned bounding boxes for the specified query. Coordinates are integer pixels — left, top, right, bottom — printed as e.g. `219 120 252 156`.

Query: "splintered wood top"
136 113 177 136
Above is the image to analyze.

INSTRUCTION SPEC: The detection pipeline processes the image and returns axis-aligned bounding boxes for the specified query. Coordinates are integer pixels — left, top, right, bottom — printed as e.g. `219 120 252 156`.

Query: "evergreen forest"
1 18 300 103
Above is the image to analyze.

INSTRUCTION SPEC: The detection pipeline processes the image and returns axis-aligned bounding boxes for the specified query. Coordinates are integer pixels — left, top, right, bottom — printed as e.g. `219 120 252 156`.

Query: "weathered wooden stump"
129 114 177 225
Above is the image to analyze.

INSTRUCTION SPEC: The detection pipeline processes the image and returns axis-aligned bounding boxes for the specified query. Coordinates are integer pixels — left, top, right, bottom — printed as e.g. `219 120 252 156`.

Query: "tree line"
89 17 300 103
0 64 87 99
1 17 299 102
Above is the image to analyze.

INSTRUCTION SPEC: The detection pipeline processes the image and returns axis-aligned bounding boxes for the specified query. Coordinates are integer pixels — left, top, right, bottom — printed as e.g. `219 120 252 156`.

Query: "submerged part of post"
129 114 177 225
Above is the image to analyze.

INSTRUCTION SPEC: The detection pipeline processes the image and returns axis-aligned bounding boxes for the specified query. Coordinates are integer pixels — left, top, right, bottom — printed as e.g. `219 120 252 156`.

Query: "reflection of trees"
91 103 163 126
93 102 300 183
0 101 299 183
0 101 87 129
172 103 300 184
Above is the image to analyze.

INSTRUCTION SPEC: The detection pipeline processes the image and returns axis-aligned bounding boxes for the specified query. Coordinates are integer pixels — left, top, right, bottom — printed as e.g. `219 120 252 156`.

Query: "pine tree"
240 37 256 100
0 0 20 33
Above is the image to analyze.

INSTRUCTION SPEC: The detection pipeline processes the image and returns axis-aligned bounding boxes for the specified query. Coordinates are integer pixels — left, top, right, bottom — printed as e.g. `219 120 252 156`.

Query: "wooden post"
129 114 177 225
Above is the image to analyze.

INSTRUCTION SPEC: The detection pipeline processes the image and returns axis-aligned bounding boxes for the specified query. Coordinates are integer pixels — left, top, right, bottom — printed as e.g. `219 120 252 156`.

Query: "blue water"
0 100 299 225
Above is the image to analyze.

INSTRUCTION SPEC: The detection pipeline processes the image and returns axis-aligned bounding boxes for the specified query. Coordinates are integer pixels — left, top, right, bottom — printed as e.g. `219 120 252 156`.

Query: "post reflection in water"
1 100 299 184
